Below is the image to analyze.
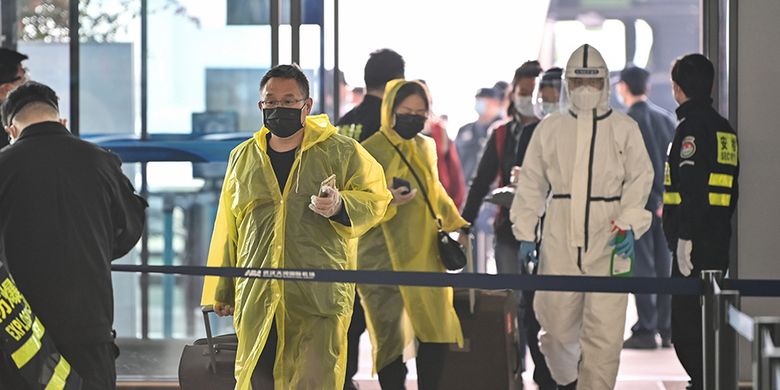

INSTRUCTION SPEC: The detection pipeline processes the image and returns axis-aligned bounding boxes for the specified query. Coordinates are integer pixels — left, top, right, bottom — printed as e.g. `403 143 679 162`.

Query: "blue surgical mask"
474 100 487 115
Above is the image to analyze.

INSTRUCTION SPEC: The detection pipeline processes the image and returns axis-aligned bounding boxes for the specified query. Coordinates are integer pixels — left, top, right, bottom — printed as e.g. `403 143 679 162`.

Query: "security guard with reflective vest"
663 54 739 390
0 262 82 389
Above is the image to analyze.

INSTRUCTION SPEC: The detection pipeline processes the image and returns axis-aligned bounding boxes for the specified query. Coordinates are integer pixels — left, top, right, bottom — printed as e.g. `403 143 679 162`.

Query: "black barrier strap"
724 279 780 297
111 264 705 295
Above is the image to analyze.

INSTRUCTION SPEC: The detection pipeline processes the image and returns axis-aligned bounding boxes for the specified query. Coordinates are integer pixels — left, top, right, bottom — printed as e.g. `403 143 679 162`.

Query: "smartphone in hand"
319 174 337 197
392 177 412 195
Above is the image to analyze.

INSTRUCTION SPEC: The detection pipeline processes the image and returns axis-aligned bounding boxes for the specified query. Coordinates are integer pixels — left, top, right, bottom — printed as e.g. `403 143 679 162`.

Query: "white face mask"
513 95 535 117
541 102 560 116
570 86 602 111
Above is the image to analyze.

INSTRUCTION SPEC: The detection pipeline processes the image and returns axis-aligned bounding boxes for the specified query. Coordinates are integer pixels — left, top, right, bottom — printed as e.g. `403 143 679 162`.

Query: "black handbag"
382 134 467 271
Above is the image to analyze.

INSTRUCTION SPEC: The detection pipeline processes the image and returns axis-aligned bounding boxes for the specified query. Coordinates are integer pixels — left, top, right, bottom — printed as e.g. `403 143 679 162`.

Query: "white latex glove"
309 187 342 218
510 166 522 186
389 186 417 206
676 239 694 277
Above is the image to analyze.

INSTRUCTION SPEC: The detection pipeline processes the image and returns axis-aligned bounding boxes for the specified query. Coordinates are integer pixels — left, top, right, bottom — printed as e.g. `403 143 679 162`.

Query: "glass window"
147 0 272 134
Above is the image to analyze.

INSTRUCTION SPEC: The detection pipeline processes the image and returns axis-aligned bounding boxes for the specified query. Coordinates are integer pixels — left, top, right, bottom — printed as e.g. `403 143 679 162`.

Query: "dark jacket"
336 94 382 142
455 117 501 184
663 98 738 271
0 121 147 345
627 100 676 211
461 119 538 242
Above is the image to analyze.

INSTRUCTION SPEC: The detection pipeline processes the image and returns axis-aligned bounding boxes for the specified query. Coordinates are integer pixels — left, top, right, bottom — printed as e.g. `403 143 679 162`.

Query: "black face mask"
393 114 426 140
263 105 305 138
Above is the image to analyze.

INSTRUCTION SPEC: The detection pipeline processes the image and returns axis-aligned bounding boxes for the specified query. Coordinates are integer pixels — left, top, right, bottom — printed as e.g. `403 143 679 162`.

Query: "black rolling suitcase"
439 289 523 390
179 306 237 389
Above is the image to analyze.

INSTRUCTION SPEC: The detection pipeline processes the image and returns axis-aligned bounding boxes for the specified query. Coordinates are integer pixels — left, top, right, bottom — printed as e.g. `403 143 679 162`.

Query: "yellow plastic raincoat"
358 79 467 373
202 114 391 389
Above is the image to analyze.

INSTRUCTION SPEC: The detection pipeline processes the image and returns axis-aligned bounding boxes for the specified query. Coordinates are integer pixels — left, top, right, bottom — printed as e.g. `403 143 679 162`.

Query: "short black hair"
1 81 59 126
620 66 650 96
671 54 714 100
512 60 543 84
260 64 310 98
364 49 405 90
392 81 429 113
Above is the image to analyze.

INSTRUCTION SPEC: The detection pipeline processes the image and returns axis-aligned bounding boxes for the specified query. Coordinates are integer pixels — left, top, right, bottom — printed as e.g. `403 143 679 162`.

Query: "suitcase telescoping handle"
201 306 238 374
201 305 219 374
462 228 476 315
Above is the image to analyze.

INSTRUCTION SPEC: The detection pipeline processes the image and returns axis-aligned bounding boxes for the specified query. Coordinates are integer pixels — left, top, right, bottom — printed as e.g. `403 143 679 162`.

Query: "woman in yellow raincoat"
203 65 392 390
359 79 468 389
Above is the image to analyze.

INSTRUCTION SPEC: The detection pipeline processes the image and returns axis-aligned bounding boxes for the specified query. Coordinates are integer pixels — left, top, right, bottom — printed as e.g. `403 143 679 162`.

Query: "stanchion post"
701 270 722 390
717 290 740 390
753 317 780 390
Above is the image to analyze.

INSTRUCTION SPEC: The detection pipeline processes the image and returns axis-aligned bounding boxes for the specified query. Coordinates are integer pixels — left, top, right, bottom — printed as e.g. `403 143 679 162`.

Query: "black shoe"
558 380 577 389
623 333 658 349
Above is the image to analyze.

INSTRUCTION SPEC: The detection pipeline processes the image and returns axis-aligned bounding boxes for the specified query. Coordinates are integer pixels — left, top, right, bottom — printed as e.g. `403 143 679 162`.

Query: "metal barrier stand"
717 289 740 390
754 318 780 390
702 270 723 389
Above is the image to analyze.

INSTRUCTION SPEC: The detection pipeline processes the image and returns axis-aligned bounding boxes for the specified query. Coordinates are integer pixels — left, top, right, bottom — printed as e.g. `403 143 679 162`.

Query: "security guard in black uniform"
663 54 739 390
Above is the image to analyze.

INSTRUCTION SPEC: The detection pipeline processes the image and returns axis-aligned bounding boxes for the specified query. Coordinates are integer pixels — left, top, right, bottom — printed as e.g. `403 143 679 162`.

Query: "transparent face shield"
560 74 611 113
532 75 564 118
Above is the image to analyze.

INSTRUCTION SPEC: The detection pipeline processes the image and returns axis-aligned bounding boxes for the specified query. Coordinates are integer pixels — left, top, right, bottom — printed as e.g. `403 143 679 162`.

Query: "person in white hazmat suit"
509 44 654 389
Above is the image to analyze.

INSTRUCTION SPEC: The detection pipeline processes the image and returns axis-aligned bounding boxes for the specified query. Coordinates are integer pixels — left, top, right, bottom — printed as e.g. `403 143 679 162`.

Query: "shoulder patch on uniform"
716 131 738 166
680 136 696 159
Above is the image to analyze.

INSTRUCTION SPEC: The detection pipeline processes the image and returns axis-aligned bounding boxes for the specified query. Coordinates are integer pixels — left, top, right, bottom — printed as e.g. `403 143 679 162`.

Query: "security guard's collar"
676 97 714 120
16 121 70 142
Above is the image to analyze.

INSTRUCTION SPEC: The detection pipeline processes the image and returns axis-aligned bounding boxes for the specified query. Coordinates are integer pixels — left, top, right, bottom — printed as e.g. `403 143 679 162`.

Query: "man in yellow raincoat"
359 79 468 389
203 64 392 389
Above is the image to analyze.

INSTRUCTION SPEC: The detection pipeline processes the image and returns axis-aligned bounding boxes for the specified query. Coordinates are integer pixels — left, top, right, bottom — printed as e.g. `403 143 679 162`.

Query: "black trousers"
377 342 448 390
671 239 728 390
0 342 118 390
344 293 366 389
251 321 279 390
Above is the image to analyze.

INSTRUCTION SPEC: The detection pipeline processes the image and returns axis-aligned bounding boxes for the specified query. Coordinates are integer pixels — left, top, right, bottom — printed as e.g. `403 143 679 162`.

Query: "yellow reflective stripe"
664 192 682 205
709 193 732 207
11 318 45 368
709 173 734 188
664 162 671 186
44 356 71 390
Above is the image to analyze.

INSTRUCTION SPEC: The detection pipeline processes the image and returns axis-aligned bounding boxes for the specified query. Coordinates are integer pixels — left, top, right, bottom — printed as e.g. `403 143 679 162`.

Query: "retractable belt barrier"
110 264 780 297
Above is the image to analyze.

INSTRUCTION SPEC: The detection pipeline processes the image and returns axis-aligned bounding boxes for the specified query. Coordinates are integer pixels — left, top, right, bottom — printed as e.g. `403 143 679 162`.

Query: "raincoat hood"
379 79 432 145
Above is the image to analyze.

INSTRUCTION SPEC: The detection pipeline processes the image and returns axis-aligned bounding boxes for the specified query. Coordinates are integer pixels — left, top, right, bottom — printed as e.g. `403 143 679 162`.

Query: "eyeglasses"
259 98 306 109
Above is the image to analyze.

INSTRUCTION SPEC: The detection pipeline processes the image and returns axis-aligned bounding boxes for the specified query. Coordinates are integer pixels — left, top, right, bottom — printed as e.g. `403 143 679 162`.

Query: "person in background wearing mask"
455 87 503 182
616 66 676 350
359 79 468 389
663 54 738 390
459 60 546 383
336 47 405 390
510 44 653 389
0 48 30 149
207 64 392 389
337 48 405 143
